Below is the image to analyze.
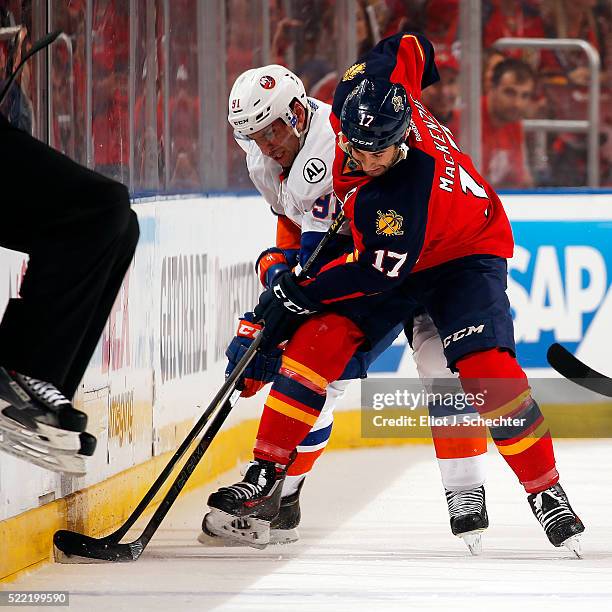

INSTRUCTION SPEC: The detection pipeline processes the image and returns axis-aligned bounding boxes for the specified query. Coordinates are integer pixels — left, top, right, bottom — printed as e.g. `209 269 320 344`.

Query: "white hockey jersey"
235 98 348 237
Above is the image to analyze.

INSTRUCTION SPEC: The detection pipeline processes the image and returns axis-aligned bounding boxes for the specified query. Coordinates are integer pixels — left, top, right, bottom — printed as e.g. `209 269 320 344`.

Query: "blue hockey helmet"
340 77 411 152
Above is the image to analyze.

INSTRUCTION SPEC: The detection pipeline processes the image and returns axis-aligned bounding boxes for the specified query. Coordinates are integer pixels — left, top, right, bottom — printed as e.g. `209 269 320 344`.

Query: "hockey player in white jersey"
201 65 488 553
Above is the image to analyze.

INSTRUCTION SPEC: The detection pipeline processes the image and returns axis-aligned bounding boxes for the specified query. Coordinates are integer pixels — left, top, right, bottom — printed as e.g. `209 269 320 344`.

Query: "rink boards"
0 191 611 581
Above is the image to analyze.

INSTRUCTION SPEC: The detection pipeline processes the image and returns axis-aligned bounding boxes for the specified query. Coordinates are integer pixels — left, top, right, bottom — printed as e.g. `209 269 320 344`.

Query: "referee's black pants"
0 114 139 398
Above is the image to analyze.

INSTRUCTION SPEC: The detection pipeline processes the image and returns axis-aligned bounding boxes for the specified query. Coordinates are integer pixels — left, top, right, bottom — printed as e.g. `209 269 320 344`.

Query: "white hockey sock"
437 453 487 491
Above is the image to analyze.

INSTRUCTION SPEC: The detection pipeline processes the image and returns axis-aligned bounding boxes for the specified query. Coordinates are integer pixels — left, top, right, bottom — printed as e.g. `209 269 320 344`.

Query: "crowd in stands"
1 0 610 190
273 0 611 189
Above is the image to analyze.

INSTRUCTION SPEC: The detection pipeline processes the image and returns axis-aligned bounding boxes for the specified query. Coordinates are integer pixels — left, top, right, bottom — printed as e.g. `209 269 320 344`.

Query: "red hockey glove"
255 247 291 288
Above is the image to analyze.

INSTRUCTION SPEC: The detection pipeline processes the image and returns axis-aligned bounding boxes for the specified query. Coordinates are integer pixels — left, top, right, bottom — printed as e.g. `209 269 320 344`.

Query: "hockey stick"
54 210 347 561
547 343 612 398
299 209 345 275
0 30 61 106
54 333 262 562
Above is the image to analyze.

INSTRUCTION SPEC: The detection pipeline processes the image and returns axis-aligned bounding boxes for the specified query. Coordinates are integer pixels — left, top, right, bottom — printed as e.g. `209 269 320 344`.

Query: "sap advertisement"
370 194 612 376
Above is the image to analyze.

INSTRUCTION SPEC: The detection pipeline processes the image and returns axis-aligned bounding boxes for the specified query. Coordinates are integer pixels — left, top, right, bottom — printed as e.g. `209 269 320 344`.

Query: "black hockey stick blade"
53 530 142 563
0 30 61 105
547 343 612 398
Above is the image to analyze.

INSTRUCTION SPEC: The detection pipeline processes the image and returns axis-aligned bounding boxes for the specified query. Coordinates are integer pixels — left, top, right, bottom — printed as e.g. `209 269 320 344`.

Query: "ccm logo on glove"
273 283 315 315
237 320 261 339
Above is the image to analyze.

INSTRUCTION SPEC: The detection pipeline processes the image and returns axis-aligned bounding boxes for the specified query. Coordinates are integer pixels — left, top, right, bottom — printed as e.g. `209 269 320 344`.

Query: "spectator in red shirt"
424 0 459 55
483 1 546 53
421 50 461 139
482 58 535 188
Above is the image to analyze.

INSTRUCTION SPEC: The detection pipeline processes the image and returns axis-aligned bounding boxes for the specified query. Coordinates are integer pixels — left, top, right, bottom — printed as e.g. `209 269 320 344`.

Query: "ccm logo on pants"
443 324 485 348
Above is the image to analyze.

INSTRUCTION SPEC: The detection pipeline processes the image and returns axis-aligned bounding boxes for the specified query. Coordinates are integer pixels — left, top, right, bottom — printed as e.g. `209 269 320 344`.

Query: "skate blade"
197 525 299 547
562 535 582 559
197 530 247 547
0 412 81 452
459 529 485 556
1 425 77 457
0 432 87 476
203 509 271 550
269 527 300 545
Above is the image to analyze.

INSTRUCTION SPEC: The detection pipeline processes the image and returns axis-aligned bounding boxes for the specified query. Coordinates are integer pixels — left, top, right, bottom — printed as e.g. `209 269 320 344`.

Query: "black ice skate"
203 459 287 549
0 367 96 475
528 483 584 557
445 485 489 555
199 476 304 547
269 478 305 544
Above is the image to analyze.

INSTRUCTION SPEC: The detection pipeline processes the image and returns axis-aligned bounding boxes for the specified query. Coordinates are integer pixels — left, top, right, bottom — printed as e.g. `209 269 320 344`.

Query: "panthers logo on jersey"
376 210 404 236
342 62 366 82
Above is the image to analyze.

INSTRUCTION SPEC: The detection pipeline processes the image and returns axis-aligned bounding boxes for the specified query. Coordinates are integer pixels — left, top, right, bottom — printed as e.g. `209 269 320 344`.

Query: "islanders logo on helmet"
259 75 276 89
376 210 404 236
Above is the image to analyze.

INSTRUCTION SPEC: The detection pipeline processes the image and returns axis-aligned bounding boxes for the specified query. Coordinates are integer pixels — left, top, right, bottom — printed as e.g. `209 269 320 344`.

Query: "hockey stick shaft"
102 332 263 543
298 210 345 279
133 385 241 556
0 30 61 105
547 343 612 398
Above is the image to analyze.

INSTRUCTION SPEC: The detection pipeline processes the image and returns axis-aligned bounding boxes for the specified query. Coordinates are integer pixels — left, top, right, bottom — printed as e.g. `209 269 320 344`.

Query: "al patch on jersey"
303 158 327 184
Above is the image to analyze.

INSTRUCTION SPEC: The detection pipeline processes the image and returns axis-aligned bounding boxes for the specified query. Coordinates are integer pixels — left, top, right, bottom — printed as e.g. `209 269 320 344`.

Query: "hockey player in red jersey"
203 32 584 555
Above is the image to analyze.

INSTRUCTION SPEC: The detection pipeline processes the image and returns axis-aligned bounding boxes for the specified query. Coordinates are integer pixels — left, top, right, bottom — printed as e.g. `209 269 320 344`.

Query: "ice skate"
199 477 304 546
269 478 304 544
202 459 287 549
0 367 96 475
527 483 585 557
445 485 489 555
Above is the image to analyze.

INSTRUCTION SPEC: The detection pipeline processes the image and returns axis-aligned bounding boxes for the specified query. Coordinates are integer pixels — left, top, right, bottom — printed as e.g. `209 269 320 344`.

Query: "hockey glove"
255 247 291 288
254 272 321 350
225 312 282 397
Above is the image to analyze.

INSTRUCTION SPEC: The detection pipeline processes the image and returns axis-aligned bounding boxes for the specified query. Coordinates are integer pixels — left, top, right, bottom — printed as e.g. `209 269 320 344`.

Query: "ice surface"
10 441 612 611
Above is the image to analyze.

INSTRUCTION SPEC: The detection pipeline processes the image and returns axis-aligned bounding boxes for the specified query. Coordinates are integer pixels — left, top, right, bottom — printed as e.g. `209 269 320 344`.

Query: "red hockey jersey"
301 32 514 306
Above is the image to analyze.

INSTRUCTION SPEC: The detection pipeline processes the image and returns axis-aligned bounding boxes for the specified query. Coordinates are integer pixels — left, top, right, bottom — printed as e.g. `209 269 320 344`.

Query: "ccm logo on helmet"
443 324 485 348
351 138 374 146
259 75 276 89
